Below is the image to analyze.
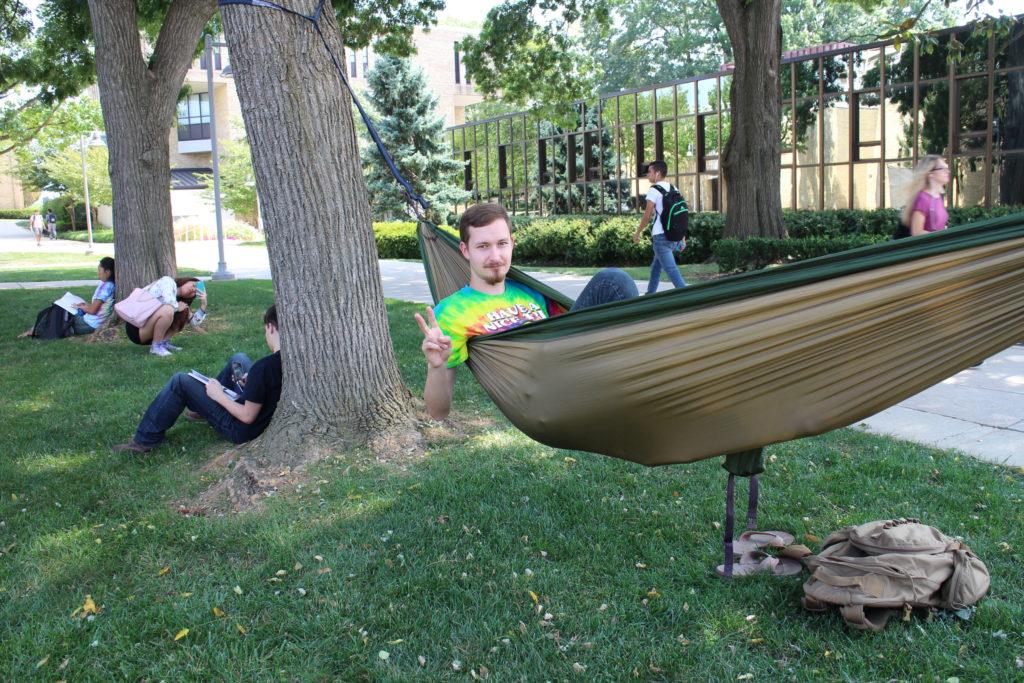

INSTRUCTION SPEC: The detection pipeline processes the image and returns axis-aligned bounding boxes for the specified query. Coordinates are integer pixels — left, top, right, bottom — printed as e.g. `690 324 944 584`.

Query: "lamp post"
206 33 235 280
79 131 105 255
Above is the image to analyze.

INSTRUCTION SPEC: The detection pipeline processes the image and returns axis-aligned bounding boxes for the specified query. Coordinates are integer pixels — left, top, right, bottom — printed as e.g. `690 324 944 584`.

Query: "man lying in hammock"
415 202 638 420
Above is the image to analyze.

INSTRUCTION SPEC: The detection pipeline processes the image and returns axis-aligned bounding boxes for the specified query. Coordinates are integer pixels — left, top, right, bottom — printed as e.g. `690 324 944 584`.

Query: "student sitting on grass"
113 305 282 453
18 257 116 338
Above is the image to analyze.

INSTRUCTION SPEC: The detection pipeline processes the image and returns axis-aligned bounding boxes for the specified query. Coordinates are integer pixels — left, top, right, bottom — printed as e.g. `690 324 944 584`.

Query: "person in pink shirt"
900 154 951 237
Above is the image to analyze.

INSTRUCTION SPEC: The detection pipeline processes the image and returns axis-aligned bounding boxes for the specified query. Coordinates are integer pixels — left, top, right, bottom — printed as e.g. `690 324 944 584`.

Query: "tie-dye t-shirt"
82 280 115 329
434 280 554 368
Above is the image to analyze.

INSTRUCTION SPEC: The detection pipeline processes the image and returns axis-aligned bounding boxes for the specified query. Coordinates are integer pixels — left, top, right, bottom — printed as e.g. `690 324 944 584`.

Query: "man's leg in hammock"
570 268 639 311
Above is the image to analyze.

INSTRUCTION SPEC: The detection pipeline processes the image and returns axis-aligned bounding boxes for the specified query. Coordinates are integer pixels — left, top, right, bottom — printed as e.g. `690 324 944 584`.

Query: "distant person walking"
29 210 44 246
894 154 951 238
632 160 687 294
45 209 57 239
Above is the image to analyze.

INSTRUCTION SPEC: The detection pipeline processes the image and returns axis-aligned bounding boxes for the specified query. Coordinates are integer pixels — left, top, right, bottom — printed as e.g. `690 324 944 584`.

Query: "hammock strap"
216 0 430 214
723 473 736 578
746 474 759 532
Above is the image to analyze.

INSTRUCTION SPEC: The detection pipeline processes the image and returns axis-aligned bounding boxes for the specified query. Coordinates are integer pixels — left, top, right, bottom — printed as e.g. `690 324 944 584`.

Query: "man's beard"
479 263 507 286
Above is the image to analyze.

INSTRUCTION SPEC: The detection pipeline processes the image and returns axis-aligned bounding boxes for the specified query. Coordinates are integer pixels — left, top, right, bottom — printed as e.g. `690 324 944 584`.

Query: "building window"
177 93 211 142
454 45 461 84
349 48 357 78
362 48 370 77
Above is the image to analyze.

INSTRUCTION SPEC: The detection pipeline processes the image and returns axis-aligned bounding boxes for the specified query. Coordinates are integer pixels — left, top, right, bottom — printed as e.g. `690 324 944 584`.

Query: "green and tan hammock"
418 213 1024 467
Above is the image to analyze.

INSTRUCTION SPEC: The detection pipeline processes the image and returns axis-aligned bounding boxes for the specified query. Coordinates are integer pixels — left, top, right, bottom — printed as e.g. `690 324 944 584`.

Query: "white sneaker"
150 342 172 357
164 342 182 351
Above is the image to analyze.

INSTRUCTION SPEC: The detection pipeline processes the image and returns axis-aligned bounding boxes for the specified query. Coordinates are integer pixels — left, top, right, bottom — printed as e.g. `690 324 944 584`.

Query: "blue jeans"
570 268 639 311
134 353 254 447
646 233 687 294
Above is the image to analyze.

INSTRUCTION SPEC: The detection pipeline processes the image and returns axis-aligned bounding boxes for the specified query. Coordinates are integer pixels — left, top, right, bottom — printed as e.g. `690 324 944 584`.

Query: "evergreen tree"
362 55 469 223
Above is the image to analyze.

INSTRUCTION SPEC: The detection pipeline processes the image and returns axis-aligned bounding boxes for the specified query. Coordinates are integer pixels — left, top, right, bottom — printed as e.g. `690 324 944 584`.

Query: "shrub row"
712 235 891 272
374 205 1023 267
0 208 34 219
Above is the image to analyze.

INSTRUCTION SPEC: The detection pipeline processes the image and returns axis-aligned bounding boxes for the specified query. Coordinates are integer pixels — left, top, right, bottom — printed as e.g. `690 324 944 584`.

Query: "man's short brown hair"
458 203 511 244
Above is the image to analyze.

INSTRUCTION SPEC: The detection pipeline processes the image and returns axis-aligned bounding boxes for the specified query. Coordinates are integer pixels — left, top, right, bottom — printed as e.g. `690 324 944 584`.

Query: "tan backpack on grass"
801 518 990 631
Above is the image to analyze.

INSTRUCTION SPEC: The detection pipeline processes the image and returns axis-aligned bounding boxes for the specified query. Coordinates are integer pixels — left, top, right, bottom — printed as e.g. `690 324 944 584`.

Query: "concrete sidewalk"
4 218 1021 467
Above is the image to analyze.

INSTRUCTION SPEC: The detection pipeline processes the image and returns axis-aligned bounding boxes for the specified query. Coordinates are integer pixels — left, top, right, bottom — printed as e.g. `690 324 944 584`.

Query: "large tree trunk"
717 0 786 238
1000 22 1024 206
217 0 419 503
87 0 216 295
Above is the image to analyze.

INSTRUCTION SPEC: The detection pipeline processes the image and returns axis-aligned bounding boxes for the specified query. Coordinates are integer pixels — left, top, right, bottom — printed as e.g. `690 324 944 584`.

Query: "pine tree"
362 55 469 223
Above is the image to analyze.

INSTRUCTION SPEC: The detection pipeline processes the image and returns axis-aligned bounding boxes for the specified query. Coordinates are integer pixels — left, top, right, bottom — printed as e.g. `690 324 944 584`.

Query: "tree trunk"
218 0 420 501
87 0 216 295
1001 23 1024 206
717 0 786 239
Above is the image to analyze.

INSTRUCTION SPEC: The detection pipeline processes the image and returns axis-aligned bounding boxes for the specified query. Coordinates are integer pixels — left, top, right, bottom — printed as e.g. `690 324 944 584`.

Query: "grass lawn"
519 262 722 283
61 228 116 244
2 281 1022 680
0 252 210 283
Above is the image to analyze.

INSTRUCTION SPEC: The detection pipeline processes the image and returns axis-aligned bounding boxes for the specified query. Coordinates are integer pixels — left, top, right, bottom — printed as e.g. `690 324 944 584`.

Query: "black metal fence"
447 19 1024 216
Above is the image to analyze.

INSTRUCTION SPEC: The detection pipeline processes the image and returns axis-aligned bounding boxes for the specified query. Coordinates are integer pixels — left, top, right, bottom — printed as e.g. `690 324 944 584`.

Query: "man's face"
459 218 514 287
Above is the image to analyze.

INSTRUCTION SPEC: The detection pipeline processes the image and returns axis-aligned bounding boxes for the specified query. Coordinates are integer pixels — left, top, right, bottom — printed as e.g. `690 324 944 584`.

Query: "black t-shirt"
240 351 282 438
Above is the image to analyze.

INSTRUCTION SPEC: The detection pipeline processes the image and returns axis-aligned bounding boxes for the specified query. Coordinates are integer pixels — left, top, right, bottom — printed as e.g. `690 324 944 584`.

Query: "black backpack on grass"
32 305 74 340
652 184 690 241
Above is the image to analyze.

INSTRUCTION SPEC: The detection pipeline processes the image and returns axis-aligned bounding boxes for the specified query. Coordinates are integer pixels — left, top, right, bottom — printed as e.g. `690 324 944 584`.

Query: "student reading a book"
113 305 282 453
18 257 116 338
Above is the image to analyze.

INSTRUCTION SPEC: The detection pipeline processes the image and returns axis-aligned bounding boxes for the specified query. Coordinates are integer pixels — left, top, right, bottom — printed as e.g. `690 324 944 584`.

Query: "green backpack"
801 518 990 631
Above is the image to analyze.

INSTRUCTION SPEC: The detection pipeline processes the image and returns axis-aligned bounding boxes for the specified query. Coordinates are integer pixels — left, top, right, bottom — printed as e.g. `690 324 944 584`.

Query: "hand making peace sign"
413 307 452 369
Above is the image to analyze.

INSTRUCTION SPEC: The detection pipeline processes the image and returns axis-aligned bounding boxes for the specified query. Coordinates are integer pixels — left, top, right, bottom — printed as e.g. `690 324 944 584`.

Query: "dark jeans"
71 316 95 335
569 268 639 312
134 353 254 447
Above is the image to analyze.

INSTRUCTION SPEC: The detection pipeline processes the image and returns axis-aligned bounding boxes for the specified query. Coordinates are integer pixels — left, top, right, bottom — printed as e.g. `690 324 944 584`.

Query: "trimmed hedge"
0 208 34 219
374 221 421 259
712 235 890 272
374 206 1023 268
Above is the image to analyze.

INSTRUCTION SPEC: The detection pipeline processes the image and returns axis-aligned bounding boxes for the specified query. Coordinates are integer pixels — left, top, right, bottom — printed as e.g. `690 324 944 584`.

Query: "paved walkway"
3 219 1022 466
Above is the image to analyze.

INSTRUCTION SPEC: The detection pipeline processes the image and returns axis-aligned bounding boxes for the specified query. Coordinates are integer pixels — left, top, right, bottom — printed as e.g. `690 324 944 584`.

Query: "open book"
53 292 86 315
187 370 240 401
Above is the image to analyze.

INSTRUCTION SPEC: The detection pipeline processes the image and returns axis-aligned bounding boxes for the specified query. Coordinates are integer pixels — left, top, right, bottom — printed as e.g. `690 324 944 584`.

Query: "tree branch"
0 104 56 155
150 0 217 105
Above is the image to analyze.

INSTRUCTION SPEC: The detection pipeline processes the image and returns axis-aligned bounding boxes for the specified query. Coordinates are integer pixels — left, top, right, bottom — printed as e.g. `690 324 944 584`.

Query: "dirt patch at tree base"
183 402 500 514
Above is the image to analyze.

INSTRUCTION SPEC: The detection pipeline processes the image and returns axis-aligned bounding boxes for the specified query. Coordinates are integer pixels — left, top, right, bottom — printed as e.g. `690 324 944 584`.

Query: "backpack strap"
839 604 895 632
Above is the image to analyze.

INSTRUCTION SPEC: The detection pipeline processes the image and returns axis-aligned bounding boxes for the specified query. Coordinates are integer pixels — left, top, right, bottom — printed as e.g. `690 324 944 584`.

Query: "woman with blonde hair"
893 154 951 238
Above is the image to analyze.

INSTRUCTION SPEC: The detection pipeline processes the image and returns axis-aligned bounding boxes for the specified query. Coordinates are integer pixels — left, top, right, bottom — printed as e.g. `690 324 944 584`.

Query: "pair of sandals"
715 530 808 578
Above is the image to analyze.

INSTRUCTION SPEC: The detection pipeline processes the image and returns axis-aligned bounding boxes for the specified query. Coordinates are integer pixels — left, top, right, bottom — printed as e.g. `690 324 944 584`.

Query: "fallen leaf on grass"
233 586 243 595
74 595 100 619
804 534 820 544
157 566 171 577
388 639 403 644
294 562 303 571
529 591 539 604
35 656 49 669
749 638 764 645
418 655 426 666
646 588 660 599
174 628 189 641
378 651 390 661
317 567 332 575
212 607 226 618
235 623 248 635
737 675 753 681
180 592 193 598
573 662 586 673
314 555 324 562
